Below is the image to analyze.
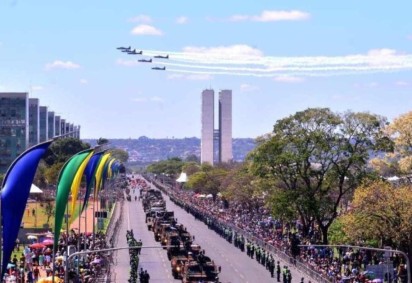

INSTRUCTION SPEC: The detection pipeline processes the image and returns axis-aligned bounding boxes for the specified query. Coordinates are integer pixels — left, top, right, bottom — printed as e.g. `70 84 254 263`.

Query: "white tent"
176 172 188 183
30 184 43 194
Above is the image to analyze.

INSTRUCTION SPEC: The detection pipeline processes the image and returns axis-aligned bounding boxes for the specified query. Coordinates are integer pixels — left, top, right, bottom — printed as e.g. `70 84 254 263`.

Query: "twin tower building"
201 89 232 165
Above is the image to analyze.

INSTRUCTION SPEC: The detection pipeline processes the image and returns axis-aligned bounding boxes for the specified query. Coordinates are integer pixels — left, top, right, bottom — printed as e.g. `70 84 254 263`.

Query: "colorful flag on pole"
53 148 93 251
82 151 103 212
1 141 52 277
69 150 94 222
94 153 111 198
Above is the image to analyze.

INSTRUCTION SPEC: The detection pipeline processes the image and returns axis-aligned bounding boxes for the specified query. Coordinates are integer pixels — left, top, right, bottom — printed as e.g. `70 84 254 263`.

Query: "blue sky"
1 1 412 139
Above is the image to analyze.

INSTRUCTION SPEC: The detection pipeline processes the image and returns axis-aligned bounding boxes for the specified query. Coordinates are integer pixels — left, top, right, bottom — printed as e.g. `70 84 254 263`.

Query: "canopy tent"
30 184 43 194
176 172 188 183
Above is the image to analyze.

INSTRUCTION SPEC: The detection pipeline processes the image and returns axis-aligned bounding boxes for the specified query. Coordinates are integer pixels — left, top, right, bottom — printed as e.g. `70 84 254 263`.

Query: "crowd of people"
153 179 408 283
3 231 110 283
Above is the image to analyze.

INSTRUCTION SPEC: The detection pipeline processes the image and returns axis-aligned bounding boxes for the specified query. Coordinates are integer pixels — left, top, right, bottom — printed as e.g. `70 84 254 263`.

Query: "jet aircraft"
138 58 152 63
117 46 131 51
152 66 166 70
127 49 143 55
153 54 169 59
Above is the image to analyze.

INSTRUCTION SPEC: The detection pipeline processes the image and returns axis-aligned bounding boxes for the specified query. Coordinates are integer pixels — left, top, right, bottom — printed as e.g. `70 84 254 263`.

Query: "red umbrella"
29 243 45 249
41 239 54 246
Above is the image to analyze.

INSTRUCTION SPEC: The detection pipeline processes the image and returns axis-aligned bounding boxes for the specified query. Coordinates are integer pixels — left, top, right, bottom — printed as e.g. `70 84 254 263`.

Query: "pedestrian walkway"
70 200 100 233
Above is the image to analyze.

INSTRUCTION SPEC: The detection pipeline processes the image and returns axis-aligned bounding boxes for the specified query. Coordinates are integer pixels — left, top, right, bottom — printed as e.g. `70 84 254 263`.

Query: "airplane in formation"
117 46 131 51
152 66 166 70
153 54 169 59
127 49 143 55
138 58 152 63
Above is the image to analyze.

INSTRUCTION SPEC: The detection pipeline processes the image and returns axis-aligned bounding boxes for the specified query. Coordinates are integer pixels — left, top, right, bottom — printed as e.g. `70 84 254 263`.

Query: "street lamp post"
299 244 411 283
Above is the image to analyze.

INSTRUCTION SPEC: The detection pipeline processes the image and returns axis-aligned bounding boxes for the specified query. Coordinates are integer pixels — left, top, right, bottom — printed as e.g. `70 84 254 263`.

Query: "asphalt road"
112 184 312 283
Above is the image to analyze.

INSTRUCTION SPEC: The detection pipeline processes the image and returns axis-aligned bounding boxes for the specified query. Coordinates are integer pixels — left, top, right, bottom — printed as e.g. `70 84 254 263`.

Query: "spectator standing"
26 270 33 283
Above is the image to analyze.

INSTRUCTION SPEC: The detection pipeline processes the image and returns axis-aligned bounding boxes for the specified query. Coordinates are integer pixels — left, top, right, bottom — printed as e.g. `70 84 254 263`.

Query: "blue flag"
1 140 52 276
82 151 103 212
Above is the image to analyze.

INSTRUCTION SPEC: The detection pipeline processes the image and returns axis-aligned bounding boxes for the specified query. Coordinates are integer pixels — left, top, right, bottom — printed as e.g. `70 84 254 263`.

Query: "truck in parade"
140 186 221 282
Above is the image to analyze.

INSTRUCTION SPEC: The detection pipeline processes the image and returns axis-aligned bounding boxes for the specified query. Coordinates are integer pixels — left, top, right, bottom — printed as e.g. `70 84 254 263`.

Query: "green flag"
53 149 93 250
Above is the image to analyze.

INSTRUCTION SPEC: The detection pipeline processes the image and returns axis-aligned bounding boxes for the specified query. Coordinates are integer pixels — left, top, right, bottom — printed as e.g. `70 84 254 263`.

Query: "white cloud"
273 76 305 83
167 73 212 80
80 79 88 84
229 10 310 22
240 84 259 92
31 85 44 91
176 16 188 24
45 60 80 70
128 15 152 23
131 24 163 36
395 81 409 86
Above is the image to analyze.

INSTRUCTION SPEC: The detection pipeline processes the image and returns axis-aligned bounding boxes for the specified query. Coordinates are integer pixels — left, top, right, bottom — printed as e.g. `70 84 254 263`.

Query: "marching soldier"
276 261 281 282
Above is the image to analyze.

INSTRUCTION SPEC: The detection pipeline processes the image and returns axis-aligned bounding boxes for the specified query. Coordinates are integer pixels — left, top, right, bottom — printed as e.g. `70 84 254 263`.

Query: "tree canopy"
340 180 412 263
146 157 184 178
248 108 392 243
43 138 91 166
186 166 228 198
109 148 129 163
370 111 412 175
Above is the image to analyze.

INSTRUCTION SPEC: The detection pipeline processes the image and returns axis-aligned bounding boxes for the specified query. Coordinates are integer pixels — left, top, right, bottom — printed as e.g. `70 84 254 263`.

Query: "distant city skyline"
1 1 412 139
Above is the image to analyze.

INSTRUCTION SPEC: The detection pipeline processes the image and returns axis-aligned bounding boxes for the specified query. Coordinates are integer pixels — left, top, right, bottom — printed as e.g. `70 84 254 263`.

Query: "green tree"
97 137 109 145
340 180 412 264
370 111 412 175
43 138 90 166
146 157 184 178
248 108 391 243
182 162 200 176
220 163 257 203
109 148 129 163
33 161 48 188
185 154 200 163
42 200 55 226
186 167 228 199
44 162 65 185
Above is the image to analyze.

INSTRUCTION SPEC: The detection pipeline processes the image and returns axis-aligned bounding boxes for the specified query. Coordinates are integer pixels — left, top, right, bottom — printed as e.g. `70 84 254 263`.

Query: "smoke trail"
127 48 412 77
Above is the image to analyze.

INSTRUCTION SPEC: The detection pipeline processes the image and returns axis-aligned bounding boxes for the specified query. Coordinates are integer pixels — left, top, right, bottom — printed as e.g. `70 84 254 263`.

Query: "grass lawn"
22 201 82 229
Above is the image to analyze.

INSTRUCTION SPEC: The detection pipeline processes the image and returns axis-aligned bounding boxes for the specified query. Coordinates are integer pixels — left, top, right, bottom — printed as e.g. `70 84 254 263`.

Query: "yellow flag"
107 158 116 179
70 150 94 222
94 153 111 198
